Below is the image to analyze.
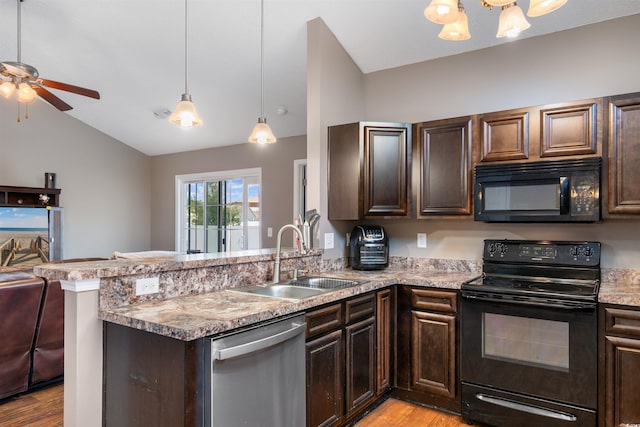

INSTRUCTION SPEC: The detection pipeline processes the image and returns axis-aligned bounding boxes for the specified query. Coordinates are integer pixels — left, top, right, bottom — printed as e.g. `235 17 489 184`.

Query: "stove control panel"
483 240 600 266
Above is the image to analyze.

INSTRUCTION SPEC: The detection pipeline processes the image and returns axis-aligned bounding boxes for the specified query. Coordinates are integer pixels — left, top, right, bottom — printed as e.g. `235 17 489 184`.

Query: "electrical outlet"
324 233 334 249
136 277 160 296
267 227 273 237
417 233 427 249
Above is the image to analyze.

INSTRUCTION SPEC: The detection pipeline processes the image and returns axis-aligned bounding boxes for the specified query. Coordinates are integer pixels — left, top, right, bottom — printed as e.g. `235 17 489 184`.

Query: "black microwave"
474 157 601 222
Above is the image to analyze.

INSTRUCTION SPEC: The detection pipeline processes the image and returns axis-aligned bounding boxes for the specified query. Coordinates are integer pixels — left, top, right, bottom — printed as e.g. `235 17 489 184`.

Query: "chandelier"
424 0 568 41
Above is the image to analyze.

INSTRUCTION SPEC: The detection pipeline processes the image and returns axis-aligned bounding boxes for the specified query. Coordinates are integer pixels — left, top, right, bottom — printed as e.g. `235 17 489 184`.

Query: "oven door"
460 295 597 425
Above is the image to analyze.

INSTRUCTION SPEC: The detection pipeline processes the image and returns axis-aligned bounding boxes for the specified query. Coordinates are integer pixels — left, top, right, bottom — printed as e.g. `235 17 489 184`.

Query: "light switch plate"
324 233 334 249
136 277 160 295
417 233 427 248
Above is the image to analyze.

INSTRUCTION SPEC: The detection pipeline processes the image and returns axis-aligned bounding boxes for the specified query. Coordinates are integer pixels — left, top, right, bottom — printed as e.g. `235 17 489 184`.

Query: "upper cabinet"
328 122 412 220
608 92 640 214
477 98 603 163
414 117 472 216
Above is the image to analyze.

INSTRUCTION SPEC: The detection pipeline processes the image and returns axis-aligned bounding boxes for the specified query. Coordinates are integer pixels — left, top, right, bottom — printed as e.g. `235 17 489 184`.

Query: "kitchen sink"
229 276 364 300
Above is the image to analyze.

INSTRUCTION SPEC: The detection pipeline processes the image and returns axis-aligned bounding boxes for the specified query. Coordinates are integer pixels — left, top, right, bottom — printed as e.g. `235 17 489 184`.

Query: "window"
176 168 261 253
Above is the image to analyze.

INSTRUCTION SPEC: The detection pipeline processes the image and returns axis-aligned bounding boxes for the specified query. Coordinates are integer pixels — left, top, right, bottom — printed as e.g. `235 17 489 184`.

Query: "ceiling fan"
0 0 100 116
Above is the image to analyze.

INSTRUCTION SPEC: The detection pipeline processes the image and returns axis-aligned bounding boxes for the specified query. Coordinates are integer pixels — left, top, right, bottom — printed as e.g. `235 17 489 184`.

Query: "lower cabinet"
600 305 640 427
394 286 459 412
306 291 388 427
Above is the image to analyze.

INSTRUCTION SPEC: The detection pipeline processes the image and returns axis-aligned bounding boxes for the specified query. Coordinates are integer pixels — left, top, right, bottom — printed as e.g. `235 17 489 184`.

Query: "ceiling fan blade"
38 78 100 100
32 84 73 111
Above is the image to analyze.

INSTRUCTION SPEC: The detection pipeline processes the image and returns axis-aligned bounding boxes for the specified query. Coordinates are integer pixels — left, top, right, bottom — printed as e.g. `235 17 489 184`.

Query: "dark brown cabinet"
395 286 459 412
600 305 640 427
608 92 640 214
328 122 412 219
477 98 602 164
305 292 383 427
414 116 472 216
376 289 392 395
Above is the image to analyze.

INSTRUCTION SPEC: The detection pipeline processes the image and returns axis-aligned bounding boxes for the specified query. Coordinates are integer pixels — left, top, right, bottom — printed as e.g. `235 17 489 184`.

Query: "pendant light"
496 3 531 38
169 0 202 128
248 0 276 144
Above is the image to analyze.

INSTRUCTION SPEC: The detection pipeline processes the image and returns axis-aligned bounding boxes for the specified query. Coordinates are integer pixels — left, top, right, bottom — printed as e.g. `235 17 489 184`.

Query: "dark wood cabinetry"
608 92 640 214
395 286 459 412
103 323 204 427
600 305 640 427
328 122 411 219
477 98 602 164
376 289 392 395
306 291 387 427
0 185 61 207
414 117 472 216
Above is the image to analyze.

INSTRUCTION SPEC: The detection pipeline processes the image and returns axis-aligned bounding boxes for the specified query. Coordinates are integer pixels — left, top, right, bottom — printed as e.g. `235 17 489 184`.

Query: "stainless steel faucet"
273 224 306 283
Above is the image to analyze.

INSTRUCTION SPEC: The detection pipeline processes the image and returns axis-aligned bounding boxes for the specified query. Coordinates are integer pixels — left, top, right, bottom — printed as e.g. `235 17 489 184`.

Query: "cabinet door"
604 336 640 426
411 310 456 398
363 124 411 217
306 330 344 427
415 117 472 215
376 289 392 395
539 99 602 158
345 316 376 418
478 108 531 162
608 92 640 214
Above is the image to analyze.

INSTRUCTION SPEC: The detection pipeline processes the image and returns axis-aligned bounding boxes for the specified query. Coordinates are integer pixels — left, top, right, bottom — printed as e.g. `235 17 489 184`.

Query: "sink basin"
289 276 361 290
236 284 326 299
229 276 364 300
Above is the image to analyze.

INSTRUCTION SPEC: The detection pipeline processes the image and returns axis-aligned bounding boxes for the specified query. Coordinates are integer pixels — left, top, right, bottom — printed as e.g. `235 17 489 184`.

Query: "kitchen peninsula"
33 249 479 427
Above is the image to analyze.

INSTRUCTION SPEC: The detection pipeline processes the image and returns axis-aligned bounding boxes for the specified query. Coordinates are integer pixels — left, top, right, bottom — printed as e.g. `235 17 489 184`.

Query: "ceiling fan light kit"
0 0 100 121
425 0 568 40
170 0 202 129
248 0 276 144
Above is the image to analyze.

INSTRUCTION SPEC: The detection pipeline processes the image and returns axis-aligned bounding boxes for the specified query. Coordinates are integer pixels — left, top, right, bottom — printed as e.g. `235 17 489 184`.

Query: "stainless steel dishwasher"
205 313 306 426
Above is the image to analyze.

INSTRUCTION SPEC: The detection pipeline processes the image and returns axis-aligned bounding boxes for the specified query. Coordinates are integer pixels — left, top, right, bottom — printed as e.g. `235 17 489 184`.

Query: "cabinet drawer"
345 293 376 324
409 288 457 313
306 303 343 338
604 307 640 338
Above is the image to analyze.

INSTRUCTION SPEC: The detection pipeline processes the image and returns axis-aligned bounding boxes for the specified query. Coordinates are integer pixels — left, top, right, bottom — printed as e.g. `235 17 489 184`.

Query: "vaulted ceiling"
1 0 639 155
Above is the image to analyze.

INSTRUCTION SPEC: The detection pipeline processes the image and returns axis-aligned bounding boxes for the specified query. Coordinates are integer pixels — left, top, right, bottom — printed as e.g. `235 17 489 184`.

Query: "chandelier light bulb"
0 81 16 99
527 0 568 17
17 82 37 103
439 3 471 40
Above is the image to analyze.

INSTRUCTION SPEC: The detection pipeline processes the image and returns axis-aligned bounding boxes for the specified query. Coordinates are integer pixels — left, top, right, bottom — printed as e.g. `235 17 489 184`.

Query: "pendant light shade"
0 81 15 99
169 94 203 128
527 0 568 17
438 3 470 41
170 0 202 128
248 0 276 144
496 3 531 38
17 82 36 103
424 0 459 25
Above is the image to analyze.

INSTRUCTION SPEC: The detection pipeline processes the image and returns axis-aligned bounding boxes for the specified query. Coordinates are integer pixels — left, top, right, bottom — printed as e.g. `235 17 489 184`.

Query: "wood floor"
355 398 470 427
0 384 469 427
0 383 63 427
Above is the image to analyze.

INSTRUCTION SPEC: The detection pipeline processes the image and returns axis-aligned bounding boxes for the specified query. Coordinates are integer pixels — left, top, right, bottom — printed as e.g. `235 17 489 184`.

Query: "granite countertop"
99 269 478 341
599 269 640 307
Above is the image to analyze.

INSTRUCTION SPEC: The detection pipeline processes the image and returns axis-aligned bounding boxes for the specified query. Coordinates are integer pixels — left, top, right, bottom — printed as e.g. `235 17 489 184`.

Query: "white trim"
61 278 101 293
175 168 262 252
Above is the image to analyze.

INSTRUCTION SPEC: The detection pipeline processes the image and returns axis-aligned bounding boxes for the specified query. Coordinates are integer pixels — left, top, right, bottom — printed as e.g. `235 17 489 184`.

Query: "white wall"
0 100 151 258
307 14 640 269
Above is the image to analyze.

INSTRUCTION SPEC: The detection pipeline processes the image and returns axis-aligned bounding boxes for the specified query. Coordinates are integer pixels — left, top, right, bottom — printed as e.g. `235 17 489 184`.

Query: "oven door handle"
461 292 596 311
476 393 578 422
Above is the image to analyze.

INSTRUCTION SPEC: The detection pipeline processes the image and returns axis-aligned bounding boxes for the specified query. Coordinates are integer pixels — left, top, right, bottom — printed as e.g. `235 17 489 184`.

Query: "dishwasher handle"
212 321 306 361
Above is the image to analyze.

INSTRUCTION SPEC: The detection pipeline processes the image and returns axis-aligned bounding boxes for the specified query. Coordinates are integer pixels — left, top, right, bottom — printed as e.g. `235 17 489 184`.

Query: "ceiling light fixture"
424 0 567 41
169 0 202 128
248 0 276 145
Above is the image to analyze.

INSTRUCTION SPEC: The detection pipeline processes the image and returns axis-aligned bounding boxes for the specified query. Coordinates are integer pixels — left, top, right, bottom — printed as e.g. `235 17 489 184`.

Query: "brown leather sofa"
0 269 45 400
